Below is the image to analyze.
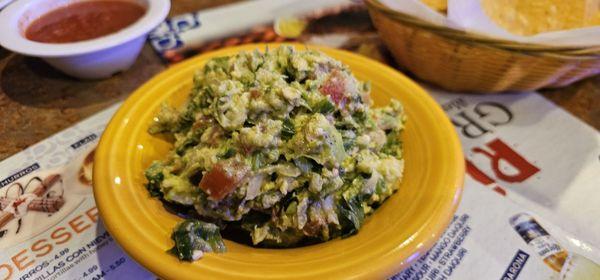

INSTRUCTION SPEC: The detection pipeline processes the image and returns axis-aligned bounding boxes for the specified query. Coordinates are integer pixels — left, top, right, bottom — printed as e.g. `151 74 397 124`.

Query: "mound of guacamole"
146 46 405 260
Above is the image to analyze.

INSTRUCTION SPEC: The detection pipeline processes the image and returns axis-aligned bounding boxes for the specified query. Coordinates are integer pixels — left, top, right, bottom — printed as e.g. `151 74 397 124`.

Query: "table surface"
0 0 598 161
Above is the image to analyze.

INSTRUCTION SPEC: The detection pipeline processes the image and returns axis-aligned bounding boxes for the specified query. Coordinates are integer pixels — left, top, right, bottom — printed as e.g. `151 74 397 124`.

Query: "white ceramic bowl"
0 0 170 79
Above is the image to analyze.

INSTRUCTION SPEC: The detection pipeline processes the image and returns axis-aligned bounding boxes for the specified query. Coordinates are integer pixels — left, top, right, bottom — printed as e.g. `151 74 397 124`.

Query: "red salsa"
25 1 146 43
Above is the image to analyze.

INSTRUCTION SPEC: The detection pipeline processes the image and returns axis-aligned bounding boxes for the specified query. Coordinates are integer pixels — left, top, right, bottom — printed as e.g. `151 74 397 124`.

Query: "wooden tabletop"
0 0 598 161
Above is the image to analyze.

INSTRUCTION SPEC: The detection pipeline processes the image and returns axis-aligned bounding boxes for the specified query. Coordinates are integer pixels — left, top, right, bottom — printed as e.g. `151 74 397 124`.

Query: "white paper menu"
1 1 599 279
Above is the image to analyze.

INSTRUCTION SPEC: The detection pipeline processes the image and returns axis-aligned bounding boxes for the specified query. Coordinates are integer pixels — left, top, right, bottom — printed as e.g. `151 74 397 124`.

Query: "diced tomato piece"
199 161 248 201
192 114 213 130
249 89 261 99
319 71 347 107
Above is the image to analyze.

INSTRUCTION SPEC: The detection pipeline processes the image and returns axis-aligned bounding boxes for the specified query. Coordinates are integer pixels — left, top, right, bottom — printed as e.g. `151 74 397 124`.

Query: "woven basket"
366 0 600 92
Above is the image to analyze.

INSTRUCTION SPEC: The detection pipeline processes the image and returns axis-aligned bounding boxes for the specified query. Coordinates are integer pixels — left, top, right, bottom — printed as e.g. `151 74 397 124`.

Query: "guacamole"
146 46 405 260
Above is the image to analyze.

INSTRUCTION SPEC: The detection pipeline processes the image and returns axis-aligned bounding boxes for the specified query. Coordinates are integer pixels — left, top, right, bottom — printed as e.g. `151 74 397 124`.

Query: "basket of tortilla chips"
366 0 600 92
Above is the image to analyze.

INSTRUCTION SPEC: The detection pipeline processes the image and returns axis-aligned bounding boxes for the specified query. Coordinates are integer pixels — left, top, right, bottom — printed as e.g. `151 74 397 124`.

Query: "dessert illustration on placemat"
0 148 97 248
0 174 64 236
78 149 95 187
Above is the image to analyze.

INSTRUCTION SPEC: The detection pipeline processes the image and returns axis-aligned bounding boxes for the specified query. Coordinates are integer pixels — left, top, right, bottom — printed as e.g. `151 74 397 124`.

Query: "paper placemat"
1 1 599 279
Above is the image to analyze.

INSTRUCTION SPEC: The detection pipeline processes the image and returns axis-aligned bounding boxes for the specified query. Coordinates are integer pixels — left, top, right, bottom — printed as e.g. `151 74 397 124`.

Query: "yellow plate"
93 43 464 279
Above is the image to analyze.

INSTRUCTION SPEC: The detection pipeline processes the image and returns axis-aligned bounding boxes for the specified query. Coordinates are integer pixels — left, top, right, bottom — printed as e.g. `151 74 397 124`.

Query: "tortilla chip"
482 0 600 35
421 0 447 13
